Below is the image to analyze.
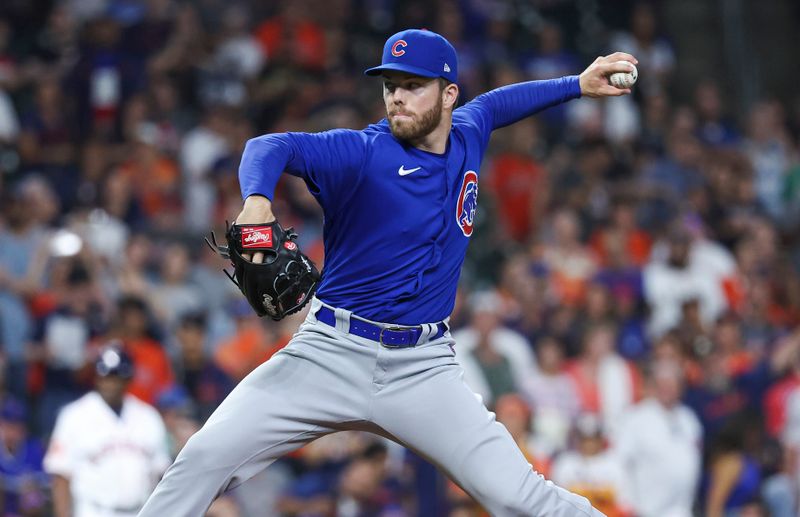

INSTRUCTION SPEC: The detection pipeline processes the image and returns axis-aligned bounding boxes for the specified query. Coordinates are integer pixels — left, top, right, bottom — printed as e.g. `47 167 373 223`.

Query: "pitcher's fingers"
603 86 631 97
599 61 637 75
253 252 265 264
603 52 638 64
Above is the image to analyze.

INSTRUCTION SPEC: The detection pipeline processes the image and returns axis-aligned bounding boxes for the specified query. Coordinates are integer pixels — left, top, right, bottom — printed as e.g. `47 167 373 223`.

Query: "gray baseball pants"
138 298 603 516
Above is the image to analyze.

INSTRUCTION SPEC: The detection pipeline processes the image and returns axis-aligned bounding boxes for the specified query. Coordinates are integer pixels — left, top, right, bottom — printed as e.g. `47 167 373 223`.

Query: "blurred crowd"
1 0 800 516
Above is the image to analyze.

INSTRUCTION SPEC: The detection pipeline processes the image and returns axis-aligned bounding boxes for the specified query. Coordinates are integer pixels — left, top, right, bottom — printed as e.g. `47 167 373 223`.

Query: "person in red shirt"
254 2 326 71
99 296 174 405
590 199 652 268
214 299 276 382
486 119 547 243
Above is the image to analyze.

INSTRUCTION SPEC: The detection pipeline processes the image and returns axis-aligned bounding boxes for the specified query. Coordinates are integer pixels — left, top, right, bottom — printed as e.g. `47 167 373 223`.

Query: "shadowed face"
382 71 444 141
652 361 684 408
96 375 129 408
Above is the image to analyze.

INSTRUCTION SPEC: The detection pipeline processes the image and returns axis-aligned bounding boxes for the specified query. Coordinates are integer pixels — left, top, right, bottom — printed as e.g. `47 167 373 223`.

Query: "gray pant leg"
372 340 605 517
138 323 374 517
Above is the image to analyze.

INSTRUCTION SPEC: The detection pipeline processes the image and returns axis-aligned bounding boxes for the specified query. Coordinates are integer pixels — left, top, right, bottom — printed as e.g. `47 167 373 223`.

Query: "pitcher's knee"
174 426 231 471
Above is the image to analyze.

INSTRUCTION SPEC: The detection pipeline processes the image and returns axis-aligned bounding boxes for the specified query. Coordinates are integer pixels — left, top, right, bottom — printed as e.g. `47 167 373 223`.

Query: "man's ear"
444 83 459 111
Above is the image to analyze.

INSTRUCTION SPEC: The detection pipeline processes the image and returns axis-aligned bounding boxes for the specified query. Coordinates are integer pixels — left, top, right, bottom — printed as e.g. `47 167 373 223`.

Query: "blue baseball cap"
96 343 135 379
365 29 458 83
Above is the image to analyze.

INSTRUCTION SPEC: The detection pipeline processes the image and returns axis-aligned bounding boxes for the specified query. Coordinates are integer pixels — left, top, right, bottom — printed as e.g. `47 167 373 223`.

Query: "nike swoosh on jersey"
398 166 422 176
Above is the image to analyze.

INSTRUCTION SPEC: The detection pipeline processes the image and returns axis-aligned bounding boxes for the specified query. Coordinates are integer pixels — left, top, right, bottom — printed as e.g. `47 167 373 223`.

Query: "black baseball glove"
206 221 321 320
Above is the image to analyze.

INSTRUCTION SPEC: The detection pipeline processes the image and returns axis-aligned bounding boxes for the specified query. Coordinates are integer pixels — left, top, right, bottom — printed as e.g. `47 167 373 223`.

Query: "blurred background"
0 0 799 516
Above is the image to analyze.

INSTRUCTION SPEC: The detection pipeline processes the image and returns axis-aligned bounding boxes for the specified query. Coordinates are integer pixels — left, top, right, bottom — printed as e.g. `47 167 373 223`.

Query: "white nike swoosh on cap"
398 165 422 176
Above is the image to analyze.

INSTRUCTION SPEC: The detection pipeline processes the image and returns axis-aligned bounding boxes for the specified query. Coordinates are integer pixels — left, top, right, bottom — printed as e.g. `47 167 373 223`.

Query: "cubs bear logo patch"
456 170 478 237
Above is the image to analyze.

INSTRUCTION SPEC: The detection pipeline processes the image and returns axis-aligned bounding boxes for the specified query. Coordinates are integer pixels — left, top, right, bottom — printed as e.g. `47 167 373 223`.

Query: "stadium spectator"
44 345 170 517
613 360 702 517
684 313 786 441
565 322 640 435
644 224 738 337
148 242 205 329
180 107 233 232
608 2 675 97
744 101 794 221
335 441 404 517
693 81 740 148
214 299 275 382
32 260 105 433
519 335 581 456
172 312 233 421
453 291 537 407
703 415 764 517
485 119 548 244
538 208 599 307
550 413 633 517
0 178 62 397
105 296 174 405
494 394 551 477
116 123 182 229
0 397 48 517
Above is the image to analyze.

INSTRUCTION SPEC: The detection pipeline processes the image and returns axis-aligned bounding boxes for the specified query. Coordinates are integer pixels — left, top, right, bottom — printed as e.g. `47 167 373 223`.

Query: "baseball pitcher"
139 29 637 516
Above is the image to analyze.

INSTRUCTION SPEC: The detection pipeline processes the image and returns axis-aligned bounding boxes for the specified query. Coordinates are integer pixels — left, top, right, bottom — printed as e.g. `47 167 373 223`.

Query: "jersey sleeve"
238 129 368 202
457 76 582 133
43 407 76 477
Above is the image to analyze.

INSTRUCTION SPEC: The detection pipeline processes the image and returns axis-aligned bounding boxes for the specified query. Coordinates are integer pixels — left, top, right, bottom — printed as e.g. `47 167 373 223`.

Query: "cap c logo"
391 40 407 57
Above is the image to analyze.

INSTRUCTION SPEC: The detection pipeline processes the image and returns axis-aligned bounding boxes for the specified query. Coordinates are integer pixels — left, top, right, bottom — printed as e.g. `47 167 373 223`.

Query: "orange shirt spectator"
124 337 175 405
103 296 175 405
541 210 599 307
117 146 181 219
589 201 652 268
590 228 651 268
255 7 325 71
214 310 274 382
487 154 546 243
486 119 547 243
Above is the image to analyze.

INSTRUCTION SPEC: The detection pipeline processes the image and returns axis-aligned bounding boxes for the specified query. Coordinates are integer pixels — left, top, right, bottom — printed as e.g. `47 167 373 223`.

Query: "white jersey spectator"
180 109 230 231
644 227 737 337
44 346 170 517
612 361 702 517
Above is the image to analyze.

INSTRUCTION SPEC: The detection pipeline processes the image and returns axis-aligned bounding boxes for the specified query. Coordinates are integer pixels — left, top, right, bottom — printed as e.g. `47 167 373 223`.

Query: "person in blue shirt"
140 28 637 517
0 398 48 517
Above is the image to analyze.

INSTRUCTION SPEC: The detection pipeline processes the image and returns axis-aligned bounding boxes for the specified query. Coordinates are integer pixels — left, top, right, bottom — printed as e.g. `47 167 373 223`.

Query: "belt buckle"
379 326 413 348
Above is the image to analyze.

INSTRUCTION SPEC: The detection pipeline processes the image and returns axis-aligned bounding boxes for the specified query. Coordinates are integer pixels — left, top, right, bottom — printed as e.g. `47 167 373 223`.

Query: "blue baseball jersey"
239 76 582 325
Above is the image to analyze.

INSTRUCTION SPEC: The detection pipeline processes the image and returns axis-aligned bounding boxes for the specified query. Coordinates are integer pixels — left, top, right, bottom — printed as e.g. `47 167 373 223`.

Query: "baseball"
609 61 638 89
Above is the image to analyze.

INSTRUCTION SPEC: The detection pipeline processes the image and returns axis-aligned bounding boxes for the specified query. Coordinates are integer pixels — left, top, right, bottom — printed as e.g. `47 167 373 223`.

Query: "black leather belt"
315 306 447 348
